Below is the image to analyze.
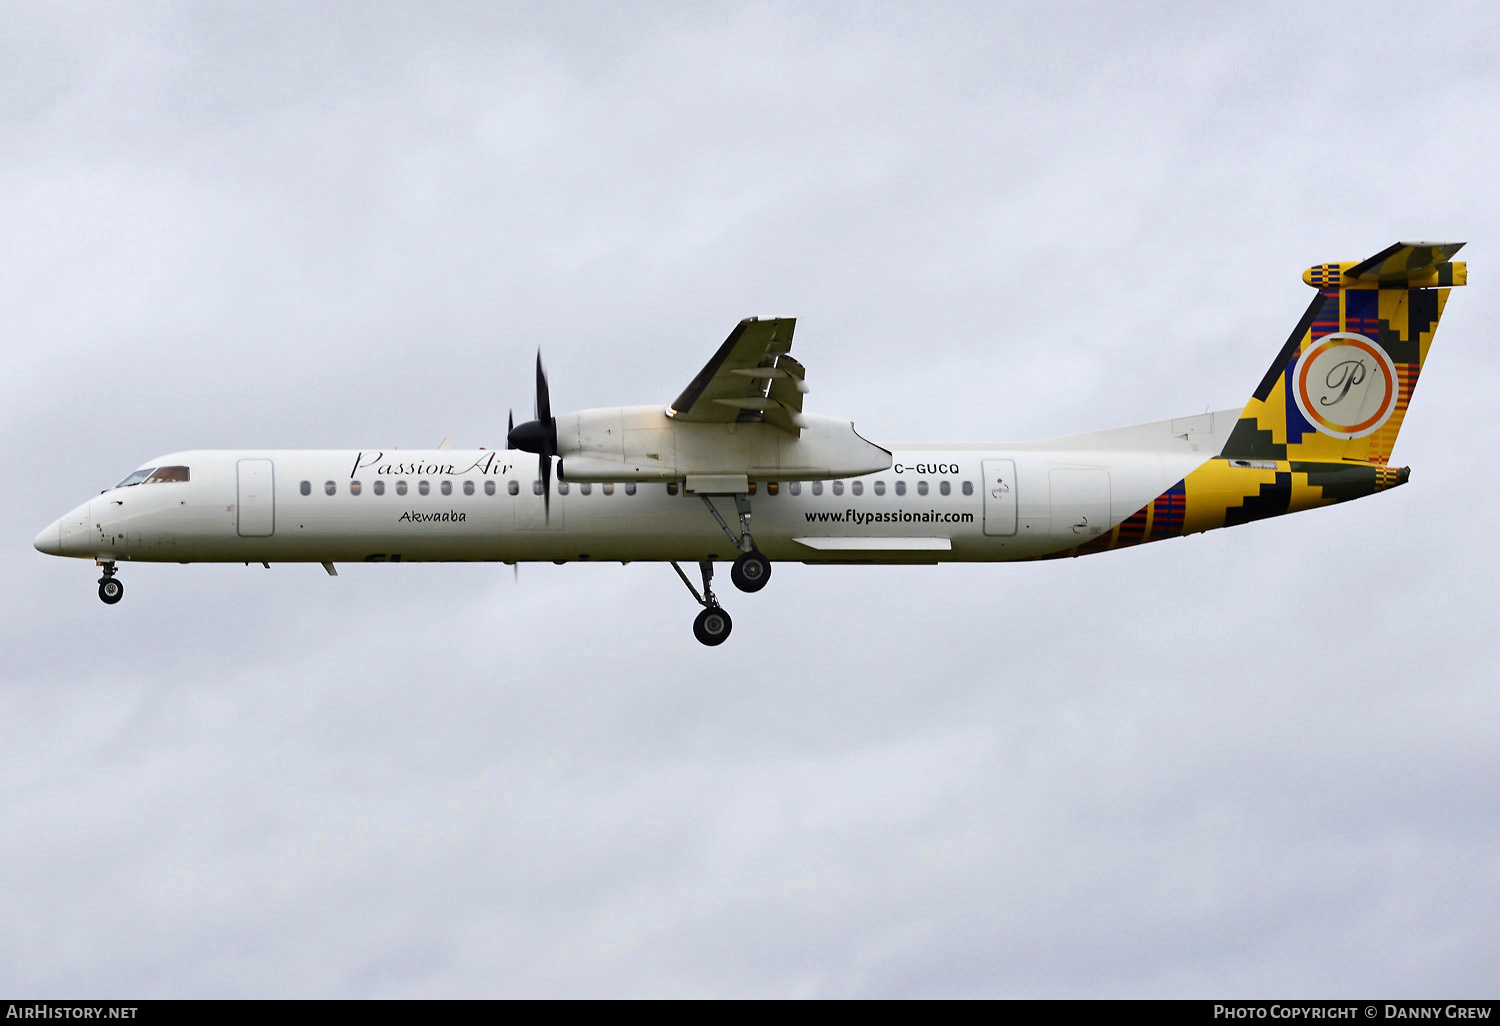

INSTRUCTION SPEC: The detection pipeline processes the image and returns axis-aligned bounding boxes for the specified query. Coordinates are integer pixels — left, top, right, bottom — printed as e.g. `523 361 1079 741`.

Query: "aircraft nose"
34 518 63 555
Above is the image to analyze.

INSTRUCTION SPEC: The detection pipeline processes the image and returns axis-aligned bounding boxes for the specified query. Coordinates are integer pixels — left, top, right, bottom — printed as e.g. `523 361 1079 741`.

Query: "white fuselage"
35 410 1237 567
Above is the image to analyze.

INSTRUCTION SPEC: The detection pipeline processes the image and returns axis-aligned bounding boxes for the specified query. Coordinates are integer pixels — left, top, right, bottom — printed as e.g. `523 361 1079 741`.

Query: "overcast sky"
4 0 1499 998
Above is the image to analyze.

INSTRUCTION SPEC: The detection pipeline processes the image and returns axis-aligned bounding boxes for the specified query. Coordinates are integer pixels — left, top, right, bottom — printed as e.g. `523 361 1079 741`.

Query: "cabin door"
1049 467 1110 541
237 459 275 537
980 459 1017 536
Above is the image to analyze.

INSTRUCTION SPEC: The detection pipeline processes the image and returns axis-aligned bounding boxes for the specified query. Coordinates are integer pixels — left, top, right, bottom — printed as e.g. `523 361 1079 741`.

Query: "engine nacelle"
554 405 890 483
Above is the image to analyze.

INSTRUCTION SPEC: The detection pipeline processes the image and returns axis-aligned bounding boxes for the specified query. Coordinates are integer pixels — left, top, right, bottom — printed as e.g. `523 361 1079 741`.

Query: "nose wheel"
97 564 123 605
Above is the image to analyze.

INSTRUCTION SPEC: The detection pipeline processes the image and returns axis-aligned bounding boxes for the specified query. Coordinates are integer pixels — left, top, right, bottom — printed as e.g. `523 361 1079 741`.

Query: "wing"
668 317 808 436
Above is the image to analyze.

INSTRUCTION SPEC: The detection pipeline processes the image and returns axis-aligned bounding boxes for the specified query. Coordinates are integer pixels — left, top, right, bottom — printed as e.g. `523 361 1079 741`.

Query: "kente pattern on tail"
1221 241 1464 466
1040 242 1464 559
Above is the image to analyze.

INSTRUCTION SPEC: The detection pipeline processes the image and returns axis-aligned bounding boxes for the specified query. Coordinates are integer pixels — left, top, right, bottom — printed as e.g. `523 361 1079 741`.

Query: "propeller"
507 351 559 521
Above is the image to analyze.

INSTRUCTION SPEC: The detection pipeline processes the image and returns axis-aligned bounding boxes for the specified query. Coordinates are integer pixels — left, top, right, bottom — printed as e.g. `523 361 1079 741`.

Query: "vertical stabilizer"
1220 242 1466 465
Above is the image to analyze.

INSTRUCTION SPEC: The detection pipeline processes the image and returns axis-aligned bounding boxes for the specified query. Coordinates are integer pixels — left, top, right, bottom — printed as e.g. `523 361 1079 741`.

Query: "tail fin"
1220 241 1466 464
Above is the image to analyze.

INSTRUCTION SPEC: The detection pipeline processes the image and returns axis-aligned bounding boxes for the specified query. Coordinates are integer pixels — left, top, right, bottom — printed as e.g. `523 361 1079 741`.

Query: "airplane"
35 241 1466 645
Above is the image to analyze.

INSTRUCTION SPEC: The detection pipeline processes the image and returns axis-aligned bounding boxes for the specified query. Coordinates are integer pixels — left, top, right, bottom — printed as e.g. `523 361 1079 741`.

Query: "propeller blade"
536 350 556 523
540 453 551 523
509 354 559 457
508 350 559 521
535 351 551 426
507 410 514 443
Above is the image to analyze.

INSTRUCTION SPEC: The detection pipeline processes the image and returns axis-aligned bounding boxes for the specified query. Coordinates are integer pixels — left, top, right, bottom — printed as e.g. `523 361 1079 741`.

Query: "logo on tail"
1290 331 1398 439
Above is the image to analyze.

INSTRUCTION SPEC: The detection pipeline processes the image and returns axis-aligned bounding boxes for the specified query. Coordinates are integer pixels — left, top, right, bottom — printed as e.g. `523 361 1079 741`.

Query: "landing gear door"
237 459 275 537
981 459 1017 537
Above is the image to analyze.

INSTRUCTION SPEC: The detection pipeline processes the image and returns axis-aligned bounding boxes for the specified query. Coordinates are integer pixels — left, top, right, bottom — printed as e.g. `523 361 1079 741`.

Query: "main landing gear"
97 562 123 605
730 550 771 593
674 560 733 646
694 606 732 647
671 491 776 645
698 493 772 594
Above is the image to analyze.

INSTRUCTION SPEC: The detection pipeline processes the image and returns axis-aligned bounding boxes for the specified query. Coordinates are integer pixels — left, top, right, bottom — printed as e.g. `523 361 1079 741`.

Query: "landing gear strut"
673 559 733 646
97 562 123 605
699 494 772 594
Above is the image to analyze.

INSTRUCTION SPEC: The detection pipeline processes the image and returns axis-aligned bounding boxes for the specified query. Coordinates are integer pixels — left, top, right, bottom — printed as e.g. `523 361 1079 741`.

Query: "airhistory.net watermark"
6 1007 137 1020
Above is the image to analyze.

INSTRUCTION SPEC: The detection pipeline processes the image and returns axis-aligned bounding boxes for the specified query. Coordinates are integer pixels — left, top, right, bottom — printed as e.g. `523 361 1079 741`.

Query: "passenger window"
962 481 973 496
874 481 886 496
917 481 929 496
533 480 542 495
767 482 779 496
939 481 950 496
441 480 452 496
374 480 385 496
397 481 408 496
667 482 679 496
747 482 757 495
580 483 592 495
895 481 907 496
145 466 190 484
625 483 637 496
463 481 474 496
603 483 615 496
789 482 801 495
812 482 823 496
325 481 336 496
556 481 568 495
418 481 430 496
300 480 311 496
350 480 362 496
832 481 844 495
851 481 863 496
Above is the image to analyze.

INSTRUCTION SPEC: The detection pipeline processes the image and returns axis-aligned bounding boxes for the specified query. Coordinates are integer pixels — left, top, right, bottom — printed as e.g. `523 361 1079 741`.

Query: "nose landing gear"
97 563 123 605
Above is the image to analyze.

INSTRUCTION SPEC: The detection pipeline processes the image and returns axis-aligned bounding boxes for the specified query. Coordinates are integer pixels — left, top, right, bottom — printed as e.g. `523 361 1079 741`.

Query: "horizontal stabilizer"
1304 241 1466 289
1347 241 1464 281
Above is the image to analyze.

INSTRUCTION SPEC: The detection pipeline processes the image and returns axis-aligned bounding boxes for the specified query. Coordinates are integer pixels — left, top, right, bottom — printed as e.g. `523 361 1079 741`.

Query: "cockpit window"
115 468 155 488
115 465 191 488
